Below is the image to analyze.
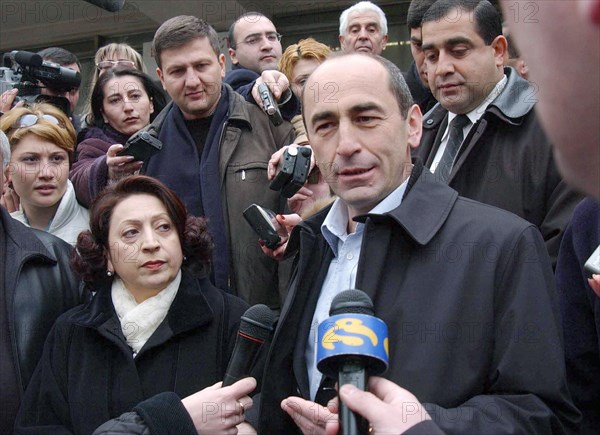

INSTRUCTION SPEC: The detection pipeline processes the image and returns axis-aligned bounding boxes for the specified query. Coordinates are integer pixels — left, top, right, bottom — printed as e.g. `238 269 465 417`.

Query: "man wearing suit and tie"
414 0 582 267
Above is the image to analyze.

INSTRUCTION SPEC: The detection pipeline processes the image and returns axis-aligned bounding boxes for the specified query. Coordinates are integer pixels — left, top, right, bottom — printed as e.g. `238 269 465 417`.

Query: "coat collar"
291 160 459 248
423 67 536 130
1 206 57 266
71 269 215 337
145 83 254 136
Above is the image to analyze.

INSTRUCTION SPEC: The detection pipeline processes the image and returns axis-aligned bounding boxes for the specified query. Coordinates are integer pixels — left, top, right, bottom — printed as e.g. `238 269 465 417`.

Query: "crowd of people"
0 0 599 434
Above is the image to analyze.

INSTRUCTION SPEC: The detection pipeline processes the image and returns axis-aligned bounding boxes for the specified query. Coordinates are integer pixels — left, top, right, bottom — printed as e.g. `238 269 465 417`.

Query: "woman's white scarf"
111 271 181 356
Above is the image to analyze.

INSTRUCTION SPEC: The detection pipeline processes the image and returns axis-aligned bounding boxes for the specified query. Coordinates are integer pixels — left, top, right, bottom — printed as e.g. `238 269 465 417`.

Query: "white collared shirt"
431 75 508 173
305 179 409 400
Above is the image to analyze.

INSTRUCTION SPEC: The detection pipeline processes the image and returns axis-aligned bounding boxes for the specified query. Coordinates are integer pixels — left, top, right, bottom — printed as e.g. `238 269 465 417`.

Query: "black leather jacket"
2 207 82 393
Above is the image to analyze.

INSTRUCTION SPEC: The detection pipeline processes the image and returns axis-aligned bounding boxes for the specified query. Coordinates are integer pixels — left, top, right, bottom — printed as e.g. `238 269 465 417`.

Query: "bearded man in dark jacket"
414 0 583 267
257 51 579 435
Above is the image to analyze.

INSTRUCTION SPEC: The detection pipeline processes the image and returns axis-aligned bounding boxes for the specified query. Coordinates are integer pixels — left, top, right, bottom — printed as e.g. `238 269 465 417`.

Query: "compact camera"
585 244 600 276
117 131 163 162
243 204 286 249
269 146 312 198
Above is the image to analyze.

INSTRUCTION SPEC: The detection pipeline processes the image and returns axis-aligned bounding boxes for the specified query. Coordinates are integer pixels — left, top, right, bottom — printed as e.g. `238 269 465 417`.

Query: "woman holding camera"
16 175 255 435
70 67 166 207
0 103 89 245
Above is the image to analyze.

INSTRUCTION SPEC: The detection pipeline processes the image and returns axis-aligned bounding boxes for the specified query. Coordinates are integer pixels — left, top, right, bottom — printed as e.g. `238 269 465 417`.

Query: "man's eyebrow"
446 36 473 47
310 110 335 126
348 102 383 115
422 36 473 51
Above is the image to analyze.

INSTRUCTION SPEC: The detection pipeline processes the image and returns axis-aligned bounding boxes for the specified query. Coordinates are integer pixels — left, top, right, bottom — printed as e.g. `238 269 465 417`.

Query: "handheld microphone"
223 304 275 387
317 289 389 435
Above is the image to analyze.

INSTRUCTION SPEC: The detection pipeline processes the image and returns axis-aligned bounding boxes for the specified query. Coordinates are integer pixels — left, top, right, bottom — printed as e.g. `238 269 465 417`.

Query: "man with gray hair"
338 1 388 55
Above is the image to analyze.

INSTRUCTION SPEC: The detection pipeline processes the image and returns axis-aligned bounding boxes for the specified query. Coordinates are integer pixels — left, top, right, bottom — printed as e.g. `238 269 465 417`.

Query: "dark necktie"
437 114 470 183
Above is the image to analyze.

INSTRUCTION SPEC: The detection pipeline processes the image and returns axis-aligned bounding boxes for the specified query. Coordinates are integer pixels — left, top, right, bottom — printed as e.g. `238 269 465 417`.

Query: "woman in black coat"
16 176 255 434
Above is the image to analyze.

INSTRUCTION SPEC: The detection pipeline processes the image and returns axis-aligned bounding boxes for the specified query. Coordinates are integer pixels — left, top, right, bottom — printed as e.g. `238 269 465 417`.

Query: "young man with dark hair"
405 0 438 114
225 12 282 90
415 0 582 266
37 47 82 127
146 16 295 309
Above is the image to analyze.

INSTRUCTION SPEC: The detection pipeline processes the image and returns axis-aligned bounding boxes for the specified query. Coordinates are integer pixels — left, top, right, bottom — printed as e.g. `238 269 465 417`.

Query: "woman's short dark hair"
87 67 167 128
72 175 213 285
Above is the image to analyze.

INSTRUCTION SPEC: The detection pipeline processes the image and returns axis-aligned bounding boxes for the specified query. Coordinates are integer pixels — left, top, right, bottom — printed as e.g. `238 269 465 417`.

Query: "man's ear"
406 104 423 150
219 54 226 79
491 35 508 68
156 67 167 91
380 34 389 52
228 48 239 65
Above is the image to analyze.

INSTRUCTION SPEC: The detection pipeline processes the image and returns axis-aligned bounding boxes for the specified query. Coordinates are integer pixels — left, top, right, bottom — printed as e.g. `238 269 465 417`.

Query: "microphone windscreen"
239 304 275 342
81 0 125 12
13 51 43 67
330 289 374 316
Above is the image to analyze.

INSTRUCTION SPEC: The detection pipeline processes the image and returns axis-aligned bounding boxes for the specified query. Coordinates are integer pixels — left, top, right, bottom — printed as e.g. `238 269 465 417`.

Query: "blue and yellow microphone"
317 289 389 435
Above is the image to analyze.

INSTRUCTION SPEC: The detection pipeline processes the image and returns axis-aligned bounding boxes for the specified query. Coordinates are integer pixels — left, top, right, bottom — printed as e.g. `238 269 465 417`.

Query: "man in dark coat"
404 0 438 115
225 12 282 91
0 132 81 433
257 52 579 434
414 0 583 266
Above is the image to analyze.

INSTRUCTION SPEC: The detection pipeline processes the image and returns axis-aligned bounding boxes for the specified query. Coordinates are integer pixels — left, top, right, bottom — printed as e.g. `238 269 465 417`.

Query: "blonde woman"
1 103 89 245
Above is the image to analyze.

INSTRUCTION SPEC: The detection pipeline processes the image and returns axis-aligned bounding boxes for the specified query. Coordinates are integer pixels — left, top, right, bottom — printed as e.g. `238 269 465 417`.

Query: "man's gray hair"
0 130 10 172
339 1 388 36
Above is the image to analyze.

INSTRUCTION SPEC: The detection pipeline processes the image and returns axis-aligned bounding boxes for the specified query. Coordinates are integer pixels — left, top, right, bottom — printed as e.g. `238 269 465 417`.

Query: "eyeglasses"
96 60 136 71
12 114 65 130
237 32 282 47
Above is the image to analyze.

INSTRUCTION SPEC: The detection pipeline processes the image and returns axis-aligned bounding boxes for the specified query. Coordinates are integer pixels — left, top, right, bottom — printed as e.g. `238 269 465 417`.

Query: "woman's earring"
107 270 114 277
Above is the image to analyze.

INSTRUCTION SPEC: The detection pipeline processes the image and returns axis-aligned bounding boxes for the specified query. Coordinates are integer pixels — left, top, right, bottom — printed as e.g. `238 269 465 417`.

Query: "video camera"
0 50 81 115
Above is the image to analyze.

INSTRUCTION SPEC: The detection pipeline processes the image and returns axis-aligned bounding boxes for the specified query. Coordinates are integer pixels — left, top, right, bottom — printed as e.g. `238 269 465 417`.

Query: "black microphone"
82 0 125 12
12 51 43 67
317 290 389 435
223 304 275 387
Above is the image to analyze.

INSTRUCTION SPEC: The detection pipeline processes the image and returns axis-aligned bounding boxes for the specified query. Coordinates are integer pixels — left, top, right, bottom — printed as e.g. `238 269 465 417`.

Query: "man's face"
228 16 282 73
40 62 80 112
409 27 429 87
303 55 421 220
500 0 600 198
339 11 388 55
157 37 225 120
422 8 505 114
